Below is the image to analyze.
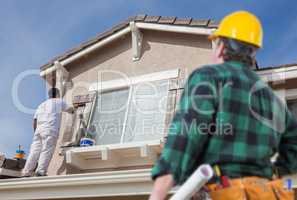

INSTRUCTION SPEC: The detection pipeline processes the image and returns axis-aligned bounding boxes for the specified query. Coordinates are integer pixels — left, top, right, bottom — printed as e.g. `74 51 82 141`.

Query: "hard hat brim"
208 29 219 41
208 34 217 41
208 31 261 48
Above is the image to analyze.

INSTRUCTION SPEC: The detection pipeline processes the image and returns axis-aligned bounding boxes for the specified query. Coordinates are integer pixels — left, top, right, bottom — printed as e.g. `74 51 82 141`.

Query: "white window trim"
89 69 180 92
88 69 179 145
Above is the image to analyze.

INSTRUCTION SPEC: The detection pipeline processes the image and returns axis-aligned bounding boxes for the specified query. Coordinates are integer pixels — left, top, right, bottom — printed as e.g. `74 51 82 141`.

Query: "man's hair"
219 37 258 67
48 88 60 98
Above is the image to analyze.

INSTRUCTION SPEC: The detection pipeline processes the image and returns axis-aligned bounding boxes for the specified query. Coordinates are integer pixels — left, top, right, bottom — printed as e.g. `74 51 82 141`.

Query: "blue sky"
0 0 296 157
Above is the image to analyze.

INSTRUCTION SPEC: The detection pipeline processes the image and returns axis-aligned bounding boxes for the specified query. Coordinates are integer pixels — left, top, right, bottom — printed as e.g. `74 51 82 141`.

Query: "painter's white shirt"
34 98 70 135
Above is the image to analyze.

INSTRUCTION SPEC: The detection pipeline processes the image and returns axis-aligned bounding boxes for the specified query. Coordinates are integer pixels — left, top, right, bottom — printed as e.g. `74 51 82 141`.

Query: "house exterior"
0 15 297 199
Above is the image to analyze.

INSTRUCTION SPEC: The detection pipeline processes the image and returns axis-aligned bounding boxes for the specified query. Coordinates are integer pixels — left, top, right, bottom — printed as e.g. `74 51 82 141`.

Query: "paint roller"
169 164 214 200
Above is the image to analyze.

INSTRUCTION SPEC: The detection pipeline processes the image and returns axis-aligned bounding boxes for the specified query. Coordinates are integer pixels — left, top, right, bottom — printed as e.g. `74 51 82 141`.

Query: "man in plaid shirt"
149 11 296 200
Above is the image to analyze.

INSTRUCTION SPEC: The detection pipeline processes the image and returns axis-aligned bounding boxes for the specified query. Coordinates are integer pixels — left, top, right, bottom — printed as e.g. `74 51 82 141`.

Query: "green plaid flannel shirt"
152 61 297 185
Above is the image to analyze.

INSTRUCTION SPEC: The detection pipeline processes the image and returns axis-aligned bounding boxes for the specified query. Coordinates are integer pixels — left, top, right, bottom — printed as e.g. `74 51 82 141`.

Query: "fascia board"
0 169 153 199
257 66 297 82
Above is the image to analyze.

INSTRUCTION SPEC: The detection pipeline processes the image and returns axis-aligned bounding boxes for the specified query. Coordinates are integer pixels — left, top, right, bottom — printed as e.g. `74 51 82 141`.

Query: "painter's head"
48 88 60 99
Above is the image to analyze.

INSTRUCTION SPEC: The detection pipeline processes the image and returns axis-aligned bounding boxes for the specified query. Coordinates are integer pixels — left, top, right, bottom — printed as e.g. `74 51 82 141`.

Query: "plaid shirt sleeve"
275 106 297 176
151 68 218 185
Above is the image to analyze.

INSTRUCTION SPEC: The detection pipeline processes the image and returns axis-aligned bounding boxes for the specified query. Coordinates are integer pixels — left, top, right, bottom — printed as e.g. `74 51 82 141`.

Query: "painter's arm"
61 100 75 114
33 109 38 132
65 106 75 114
149 174 174 200
33 118 37 132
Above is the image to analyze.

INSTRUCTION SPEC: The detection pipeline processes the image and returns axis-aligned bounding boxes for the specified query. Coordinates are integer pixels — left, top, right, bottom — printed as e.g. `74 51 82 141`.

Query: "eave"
0 169 155 199
257 64 297 89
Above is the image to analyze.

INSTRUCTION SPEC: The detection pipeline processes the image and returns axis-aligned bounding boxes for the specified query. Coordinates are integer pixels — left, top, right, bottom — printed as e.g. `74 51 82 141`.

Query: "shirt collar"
225 60 247 68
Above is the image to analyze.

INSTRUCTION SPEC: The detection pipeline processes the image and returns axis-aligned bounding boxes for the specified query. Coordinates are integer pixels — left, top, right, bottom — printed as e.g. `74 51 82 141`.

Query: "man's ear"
218 42 225 58
212 40 225 64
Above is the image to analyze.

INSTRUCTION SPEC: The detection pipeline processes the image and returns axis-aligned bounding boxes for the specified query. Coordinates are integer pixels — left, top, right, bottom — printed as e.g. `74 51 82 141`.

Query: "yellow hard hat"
209 11 263 48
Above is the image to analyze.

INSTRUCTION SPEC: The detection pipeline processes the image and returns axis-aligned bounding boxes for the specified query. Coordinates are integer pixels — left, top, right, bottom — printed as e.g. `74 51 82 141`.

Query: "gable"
40 15 218 77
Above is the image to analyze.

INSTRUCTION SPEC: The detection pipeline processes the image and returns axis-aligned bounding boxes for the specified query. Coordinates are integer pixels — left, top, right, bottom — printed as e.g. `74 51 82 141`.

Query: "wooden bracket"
130 22 143 61
66 151 86 170
140 144 149 157
101 147 109 160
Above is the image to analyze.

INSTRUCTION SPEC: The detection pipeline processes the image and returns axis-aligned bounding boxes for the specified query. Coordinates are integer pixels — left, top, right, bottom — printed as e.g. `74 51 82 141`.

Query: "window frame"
89 69 180 92
88 69 180 145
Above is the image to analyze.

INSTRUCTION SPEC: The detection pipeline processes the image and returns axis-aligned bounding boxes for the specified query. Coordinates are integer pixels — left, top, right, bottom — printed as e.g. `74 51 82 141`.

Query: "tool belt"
189 165 293 200
204 176 293 200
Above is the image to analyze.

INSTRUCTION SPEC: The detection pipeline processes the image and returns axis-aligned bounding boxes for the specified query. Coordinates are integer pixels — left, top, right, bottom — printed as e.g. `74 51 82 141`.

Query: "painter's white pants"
23 131 58 176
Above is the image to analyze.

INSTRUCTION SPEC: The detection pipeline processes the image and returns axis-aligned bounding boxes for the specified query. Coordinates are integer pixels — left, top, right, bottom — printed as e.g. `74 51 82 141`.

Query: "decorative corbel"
130 22 143 61
54 61 71 97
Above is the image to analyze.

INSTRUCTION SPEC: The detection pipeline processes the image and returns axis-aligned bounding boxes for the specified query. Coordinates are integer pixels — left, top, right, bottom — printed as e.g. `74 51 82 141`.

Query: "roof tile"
135 14 147 21
109 22 129 33
144 16 161 23
190 19 210 27
208 20 219 28
174 18 192 25
78 36 102 49
158 16 176 24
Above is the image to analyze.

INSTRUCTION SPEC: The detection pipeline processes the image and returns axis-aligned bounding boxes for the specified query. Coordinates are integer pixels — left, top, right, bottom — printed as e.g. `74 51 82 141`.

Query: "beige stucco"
48 29 213 175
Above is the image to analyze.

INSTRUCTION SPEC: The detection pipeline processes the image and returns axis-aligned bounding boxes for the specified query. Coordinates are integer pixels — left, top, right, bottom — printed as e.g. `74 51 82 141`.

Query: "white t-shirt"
34 98 70 135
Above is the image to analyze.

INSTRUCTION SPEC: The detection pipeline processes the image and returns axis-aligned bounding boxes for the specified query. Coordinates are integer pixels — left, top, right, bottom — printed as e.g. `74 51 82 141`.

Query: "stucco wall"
48 29 213 175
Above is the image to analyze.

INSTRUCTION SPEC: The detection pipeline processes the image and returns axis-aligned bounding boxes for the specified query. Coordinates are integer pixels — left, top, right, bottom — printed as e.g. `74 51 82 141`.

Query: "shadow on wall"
65 29 211 81
66 34 135 79
143 29 211 49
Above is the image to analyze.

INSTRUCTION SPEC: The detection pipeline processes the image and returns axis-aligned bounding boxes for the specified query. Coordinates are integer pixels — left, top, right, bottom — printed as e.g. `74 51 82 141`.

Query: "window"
91 88 130 145
66 70 179 170
124 80 169 143
89 79 171 145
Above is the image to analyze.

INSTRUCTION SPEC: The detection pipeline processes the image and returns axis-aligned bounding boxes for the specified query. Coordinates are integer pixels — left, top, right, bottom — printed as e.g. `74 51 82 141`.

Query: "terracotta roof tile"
158 16 176 24
135 14 147 21
190 19 210 27
108 22 129 34
174 18 192 25
144 16 161 23
78 37 101 49
208 20 220 28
